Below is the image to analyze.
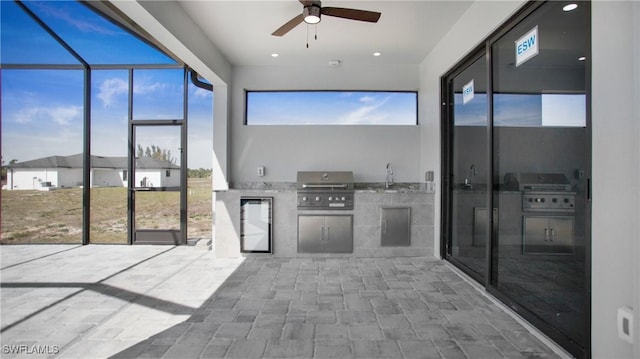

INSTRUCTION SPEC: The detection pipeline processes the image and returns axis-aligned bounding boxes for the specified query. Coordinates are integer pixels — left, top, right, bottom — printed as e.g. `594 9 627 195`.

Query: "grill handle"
302 184 348 189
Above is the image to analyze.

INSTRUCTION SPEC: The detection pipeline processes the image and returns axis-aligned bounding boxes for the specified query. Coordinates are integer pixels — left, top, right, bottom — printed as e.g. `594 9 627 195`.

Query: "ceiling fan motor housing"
303 5 321 24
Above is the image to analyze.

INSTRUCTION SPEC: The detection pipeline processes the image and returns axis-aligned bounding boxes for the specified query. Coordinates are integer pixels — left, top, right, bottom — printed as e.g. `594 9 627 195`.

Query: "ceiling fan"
271 0 381 37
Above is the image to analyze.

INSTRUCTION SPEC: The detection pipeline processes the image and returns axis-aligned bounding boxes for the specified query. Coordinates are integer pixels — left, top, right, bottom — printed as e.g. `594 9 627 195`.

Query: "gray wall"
230 65 421 183
591 2 640 358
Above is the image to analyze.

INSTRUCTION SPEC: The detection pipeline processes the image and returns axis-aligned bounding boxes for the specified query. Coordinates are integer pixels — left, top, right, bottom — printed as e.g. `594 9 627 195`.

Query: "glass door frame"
127 68 188 245
440 1 592 357
440 46 491 286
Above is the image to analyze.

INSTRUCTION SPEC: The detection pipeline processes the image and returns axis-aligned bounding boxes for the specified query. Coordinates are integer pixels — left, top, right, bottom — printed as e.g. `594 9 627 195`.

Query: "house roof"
8 154 179 170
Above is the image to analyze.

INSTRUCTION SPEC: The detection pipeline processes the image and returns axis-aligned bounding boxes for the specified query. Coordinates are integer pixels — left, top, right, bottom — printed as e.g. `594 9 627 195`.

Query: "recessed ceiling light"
563 3 578 12
373 52 381 57
578 56 586 61
271 53 279 58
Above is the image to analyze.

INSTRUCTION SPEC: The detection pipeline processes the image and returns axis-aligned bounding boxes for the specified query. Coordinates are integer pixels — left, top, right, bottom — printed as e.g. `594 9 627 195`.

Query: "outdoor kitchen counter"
214 183 435 258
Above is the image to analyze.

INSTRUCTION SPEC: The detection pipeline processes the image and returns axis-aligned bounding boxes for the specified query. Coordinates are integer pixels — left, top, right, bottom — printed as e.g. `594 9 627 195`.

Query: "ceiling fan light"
303 5 321 24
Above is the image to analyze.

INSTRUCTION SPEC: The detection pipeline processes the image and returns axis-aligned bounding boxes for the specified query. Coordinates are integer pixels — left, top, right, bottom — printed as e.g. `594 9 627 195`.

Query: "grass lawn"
1 178 212 244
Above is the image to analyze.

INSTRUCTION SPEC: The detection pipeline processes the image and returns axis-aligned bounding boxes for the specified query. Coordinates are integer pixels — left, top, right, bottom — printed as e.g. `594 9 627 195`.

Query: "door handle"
382 220 388 234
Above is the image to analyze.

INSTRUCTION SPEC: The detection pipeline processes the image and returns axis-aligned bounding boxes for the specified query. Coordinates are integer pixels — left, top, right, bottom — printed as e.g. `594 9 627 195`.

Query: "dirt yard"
1 178 212 244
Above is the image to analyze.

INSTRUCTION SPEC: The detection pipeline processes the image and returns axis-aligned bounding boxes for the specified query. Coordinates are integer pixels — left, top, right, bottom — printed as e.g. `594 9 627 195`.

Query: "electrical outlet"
618 306 634 344
425 170 434 182
257 166 265 177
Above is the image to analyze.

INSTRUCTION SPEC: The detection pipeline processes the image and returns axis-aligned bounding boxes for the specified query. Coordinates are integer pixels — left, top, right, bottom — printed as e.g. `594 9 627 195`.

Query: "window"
122 170 128 181
245 91 417 125
166 170 171 177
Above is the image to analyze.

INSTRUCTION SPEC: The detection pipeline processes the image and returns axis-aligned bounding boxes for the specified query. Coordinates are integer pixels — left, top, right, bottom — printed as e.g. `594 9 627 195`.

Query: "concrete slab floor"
1 245 563 358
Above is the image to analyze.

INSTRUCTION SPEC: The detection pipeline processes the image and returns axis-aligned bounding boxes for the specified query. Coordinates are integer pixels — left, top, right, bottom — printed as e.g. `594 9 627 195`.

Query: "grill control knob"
341 196 346 201
329 197 333 201
302 196 308 202
315 196 321 202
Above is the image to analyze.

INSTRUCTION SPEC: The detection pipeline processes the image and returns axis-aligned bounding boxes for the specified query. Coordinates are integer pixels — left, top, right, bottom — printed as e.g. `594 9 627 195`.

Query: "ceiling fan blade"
321 7 381 23
271 14 304 36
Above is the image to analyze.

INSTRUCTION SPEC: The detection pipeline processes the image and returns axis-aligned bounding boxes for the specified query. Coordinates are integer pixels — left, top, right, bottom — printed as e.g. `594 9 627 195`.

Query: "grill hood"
296 171 354 190
505 172 571 192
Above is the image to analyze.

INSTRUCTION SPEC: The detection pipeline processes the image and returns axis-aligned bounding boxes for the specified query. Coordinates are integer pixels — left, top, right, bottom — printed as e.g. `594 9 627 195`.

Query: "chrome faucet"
465 164 476 188
385 163 394 188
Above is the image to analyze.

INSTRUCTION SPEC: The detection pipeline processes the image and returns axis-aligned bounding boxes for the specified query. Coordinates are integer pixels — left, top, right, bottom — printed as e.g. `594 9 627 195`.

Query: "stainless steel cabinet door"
325 215 353 253
381 207 410 246
298 216 324 253
524 216 549 254
548 217 574 254
524 216 574 255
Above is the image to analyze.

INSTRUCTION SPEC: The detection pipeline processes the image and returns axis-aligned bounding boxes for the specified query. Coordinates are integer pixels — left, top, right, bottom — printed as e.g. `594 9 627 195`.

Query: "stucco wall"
9 169 58 190
591 2 639 357
92 169 125 187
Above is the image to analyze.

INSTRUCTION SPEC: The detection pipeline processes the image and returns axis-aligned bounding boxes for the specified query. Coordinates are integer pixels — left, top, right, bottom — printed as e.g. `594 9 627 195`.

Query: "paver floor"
1 245 562 358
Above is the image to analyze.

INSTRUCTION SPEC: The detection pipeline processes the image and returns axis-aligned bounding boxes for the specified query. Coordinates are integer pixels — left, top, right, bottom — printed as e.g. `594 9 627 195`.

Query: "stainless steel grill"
506 173 575 213
296 171 354 210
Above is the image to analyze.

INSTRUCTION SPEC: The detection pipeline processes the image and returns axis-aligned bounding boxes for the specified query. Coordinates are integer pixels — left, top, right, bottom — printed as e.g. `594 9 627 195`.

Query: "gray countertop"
226 182 434 193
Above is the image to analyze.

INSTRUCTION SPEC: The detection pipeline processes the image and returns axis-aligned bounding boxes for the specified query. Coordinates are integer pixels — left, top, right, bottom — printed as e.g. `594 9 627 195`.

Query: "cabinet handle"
321 226 325 241
326 227 330 241
549 228 555 242
544 228 549 241
382 220 387 234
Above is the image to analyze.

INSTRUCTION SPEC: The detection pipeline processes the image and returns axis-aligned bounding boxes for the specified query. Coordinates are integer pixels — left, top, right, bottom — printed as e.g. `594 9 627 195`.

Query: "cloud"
339 96 391 124
191 87 212 100
31 2 119 36
133 82 164 95
50 106 81 125
98 78 128 108
98 78 167 108
12 105 81 126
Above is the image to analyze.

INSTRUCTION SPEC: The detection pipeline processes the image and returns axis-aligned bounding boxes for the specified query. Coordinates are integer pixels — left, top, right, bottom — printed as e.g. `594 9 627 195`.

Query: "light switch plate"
617 306 634 344
257 166 265 177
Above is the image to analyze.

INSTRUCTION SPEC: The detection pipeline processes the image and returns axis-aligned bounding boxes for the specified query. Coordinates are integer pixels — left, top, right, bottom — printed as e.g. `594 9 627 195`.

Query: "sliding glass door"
442 2 590 357
442 51 488 282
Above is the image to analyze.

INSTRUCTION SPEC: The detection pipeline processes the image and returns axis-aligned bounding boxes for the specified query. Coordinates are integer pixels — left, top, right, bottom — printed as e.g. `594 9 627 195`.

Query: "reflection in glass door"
131 123 185 244
442 2 590 357
490 2 589 355
444 52 488 282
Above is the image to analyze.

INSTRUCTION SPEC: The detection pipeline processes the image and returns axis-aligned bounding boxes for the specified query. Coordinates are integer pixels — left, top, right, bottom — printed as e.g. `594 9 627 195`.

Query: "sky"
1 0 214 169
246 91 417 125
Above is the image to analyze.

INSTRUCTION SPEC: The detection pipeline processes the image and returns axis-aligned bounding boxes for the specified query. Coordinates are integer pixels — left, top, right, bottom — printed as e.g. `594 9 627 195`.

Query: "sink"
454 183 487 191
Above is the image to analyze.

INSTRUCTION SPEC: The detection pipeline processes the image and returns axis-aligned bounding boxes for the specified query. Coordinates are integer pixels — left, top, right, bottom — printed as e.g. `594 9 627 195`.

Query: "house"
4 154 179 190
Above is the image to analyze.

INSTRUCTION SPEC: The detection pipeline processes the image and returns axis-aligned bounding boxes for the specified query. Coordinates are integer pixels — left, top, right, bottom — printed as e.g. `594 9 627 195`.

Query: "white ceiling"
177 1 474 67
